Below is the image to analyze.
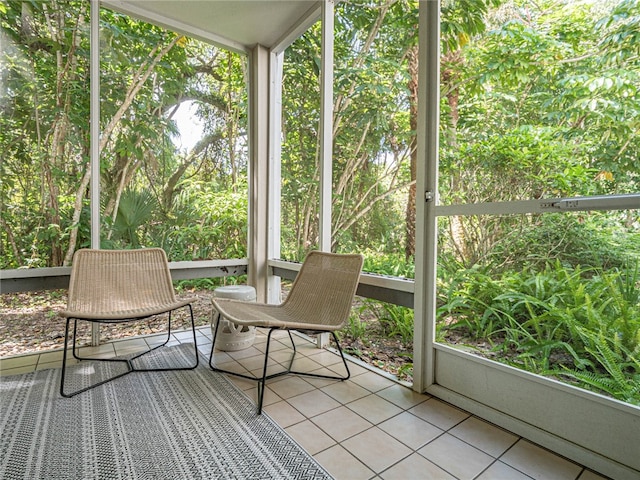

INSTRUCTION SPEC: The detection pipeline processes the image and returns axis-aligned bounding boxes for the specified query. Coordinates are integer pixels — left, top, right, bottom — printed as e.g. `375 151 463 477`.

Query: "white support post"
90 0 100 250
317 0 335 348
90 0 101 346
413 0 441 392
318 0 334 253
267 51 284 304
248 45 271 302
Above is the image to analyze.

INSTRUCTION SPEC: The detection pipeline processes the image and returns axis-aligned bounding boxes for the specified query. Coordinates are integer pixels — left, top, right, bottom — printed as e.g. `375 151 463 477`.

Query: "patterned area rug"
0 344 332 479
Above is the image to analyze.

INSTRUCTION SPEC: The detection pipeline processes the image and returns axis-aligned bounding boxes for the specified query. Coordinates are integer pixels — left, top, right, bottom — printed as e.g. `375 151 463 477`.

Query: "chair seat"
212 298 342 331
64 298 195 321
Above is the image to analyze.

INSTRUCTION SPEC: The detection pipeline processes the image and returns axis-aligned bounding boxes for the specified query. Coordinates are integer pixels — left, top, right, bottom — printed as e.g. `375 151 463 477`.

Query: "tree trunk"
63 167 91 266
441 50 467 263
41 1 86 266
63 34 182 260
0 217 21 266
405 45 419 260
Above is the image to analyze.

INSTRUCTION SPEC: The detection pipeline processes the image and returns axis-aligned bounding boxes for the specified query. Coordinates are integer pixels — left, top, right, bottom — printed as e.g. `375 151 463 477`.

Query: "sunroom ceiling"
101 0 322 52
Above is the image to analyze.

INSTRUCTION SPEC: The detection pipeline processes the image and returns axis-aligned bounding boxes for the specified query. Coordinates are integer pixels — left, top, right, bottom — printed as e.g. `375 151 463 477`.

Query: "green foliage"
162 180 248 261
175 275 247 292
380 304 414 345
560 328 640 405
109 189 158 248
489 212 639 273
438 260 640 404
361 250 415 278
0 1 248 267
342 250 416 347
342 311 369 343
361 298 414 345
437 264 506 340
395 361 414 383
281 1 418 259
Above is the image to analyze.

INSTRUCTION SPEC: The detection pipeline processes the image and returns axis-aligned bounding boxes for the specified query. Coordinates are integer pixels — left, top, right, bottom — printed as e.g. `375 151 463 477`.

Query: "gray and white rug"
0 345 332 479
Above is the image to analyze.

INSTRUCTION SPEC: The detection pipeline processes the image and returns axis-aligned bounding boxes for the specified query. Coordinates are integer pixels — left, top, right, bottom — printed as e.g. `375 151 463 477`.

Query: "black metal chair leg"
284 330 297 372
287 331 350 382
60 305 199 398
209 313 272 413
60 317 73 397
61 317 131 398
209 326 351 415
331 331 351 380
133 305 199 371
257 329 276 414
209 312 262 383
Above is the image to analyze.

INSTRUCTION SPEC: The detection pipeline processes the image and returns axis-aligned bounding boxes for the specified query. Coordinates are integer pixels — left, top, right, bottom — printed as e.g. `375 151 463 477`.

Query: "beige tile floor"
0 326 609 480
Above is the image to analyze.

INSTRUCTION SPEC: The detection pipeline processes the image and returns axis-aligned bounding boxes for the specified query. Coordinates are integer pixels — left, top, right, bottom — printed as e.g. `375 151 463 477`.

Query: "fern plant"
438 259 640 404
363 300 414 345
559 325 640 405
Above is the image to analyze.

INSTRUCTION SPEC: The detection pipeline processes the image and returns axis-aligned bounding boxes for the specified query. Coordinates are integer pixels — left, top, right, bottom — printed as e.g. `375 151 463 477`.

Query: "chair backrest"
65 248 177 319
282 251 364 328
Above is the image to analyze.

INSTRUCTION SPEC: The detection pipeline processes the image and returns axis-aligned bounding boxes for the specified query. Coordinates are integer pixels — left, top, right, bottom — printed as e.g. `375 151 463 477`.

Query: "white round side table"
211 285 257 351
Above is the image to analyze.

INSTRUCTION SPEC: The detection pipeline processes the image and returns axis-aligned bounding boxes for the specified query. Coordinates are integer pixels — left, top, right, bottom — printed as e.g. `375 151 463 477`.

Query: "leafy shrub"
162 180 248 261
360 250 414 278
341 310 369 344
490 212 639 273
363 300 414 345
438 260 640 404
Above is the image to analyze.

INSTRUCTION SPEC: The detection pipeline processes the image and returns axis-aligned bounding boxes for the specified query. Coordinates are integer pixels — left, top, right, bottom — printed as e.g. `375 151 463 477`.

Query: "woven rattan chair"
209 251 363 413
60 248 199 397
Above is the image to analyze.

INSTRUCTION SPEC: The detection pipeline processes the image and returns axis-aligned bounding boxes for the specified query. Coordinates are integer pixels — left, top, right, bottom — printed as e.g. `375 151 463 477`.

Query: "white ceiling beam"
101 0 250 53
271 2 322 54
